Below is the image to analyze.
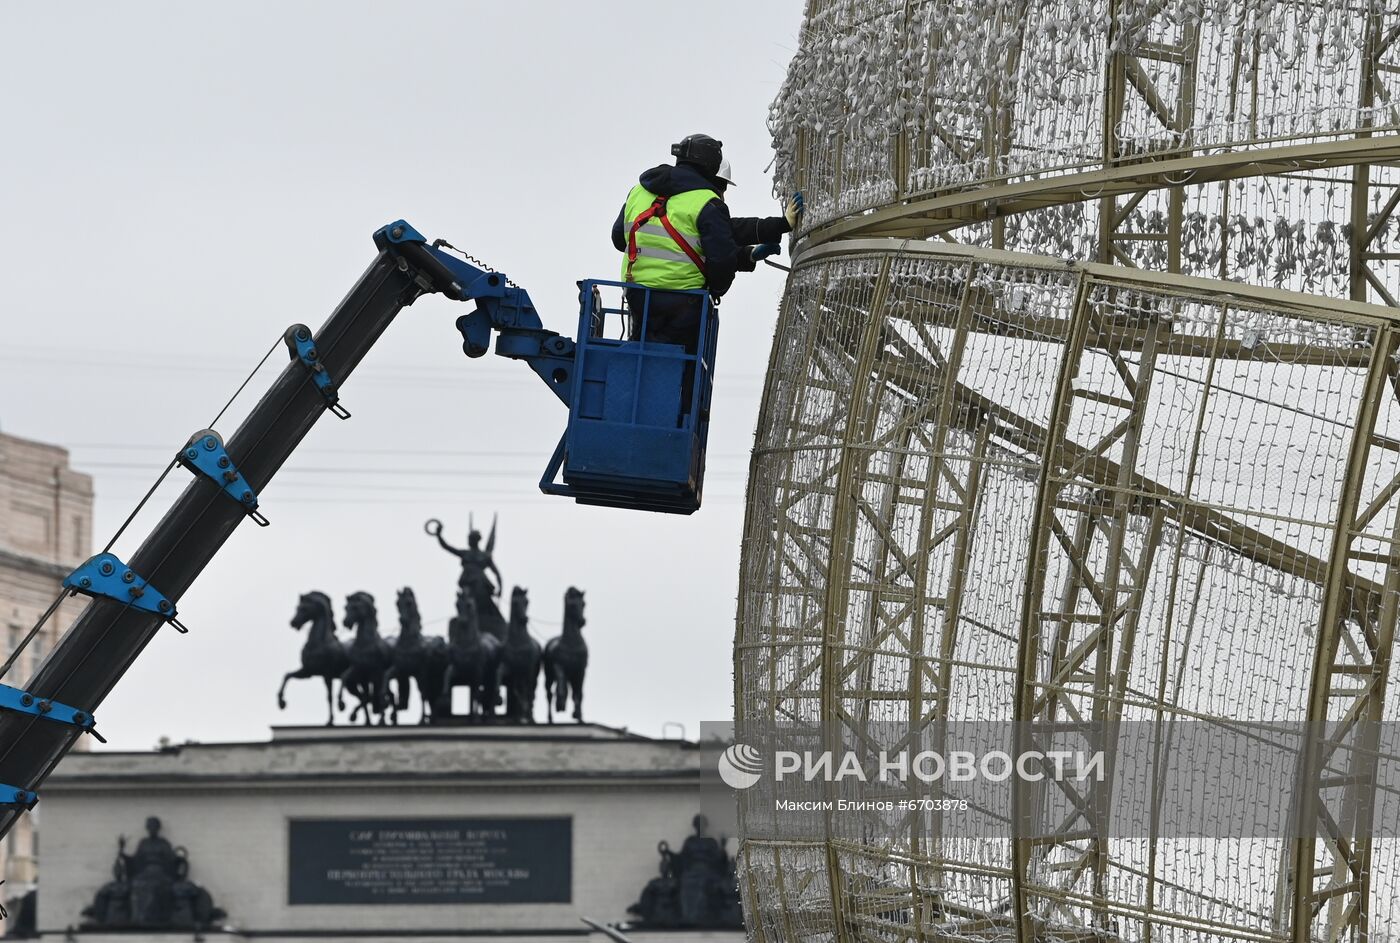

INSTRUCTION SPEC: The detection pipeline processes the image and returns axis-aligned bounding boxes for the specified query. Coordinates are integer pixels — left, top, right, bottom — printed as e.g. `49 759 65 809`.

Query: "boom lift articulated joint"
376 221 714 513
373 221 579 404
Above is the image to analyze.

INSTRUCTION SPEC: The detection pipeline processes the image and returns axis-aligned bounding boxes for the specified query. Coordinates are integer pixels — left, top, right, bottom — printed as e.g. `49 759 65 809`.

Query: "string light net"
735 2 1400 942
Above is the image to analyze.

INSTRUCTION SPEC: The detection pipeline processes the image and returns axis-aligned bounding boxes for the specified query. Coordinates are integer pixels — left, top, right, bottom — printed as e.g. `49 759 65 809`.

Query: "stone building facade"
0 432 93 911
41 724 743 943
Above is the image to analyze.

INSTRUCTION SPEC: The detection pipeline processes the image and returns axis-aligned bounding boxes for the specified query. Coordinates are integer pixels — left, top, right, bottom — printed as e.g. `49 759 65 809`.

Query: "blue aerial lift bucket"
539 281 717 515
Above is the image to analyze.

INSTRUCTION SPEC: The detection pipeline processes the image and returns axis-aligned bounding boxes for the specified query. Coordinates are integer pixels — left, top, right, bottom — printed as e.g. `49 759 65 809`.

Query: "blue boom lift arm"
0 218 718 839
379 222 578 401
397 220 719 515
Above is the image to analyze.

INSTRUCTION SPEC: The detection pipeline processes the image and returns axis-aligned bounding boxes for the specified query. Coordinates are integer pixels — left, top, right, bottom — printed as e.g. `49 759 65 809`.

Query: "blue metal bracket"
0 786 37 810
177 429 269 527
374 219 426 246
0 683 100 739
538 435 569 498
63 553 188 634
283 324 351 420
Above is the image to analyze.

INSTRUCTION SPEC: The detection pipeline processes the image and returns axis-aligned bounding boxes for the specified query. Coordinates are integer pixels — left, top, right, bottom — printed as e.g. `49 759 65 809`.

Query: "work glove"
784 191 805 228
751 244 782 263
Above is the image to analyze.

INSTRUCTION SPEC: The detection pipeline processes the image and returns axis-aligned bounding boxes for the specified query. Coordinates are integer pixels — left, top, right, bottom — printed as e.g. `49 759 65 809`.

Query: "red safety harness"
625 195 707 282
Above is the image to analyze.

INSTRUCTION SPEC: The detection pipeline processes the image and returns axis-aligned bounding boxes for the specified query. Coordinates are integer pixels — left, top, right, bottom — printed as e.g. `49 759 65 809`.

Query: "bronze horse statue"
277 591 349 725
543 587 589 723
382 588 447 725
340 592 395 725
499 586 542 722
439 590 501 719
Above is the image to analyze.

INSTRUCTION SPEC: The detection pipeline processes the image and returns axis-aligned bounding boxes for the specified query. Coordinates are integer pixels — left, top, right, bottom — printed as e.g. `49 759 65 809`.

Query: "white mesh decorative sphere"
736 3 1400 941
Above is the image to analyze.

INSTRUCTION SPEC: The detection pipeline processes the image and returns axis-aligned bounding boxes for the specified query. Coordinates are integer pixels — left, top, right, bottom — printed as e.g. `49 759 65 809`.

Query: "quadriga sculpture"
543 587 588 723
339 592 394 725
382 587 448 725
499 586 542 723
439 590 501 719
276 591 348 726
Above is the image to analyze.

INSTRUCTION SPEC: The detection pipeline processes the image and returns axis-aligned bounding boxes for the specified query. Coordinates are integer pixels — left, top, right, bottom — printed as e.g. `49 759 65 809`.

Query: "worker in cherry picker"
611 133 803 351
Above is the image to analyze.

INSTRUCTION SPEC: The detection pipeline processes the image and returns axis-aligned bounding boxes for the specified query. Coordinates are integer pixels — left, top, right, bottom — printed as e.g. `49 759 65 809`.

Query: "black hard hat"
671 133 723 177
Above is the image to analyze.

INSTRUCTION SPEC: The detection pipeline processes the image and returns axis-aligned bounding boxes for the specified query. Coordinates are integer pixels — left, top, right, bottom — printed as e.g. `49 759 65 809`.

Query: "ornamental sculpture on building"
543 586 588 722
426 514 506 640
627 814 742 929
81 816 225 930
274 512 589 726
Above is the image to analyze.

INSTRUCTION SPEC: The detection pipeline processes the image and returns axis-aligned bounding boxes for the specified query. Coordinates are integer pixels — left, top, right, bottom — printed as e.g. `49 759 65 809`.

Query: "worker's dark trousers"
626 288 705 420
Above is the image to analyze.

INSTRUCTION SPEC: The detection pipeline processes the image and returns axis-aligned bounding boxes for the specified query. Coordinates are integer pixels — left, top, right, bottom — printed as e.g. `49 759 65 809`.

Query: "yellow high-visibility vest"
620 184 718 289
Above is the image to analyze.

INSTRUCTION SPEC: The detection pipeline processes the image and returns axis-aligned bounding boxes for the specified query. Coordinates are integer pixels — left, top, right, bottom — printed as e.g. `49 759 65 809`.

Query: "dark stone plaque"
288 817 571 905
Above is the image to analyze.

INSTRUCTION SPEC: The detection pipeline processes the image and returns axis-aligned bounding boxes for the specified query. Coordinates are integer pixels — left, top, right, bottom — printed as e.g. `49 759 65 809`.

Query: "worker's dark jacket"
611 163 791 298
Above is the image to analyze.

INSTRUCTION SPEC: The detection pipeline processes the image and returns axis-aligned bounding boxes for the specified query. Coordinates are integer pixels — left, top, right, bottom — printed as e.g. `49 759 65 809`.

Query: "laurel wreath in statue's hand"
424 518 443 537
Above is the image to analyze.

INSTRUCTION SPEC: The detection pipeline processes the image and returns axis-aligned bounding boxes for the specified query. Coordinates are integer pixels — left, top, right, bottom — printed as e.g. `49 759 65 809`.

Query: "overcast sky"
0 1 804 749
